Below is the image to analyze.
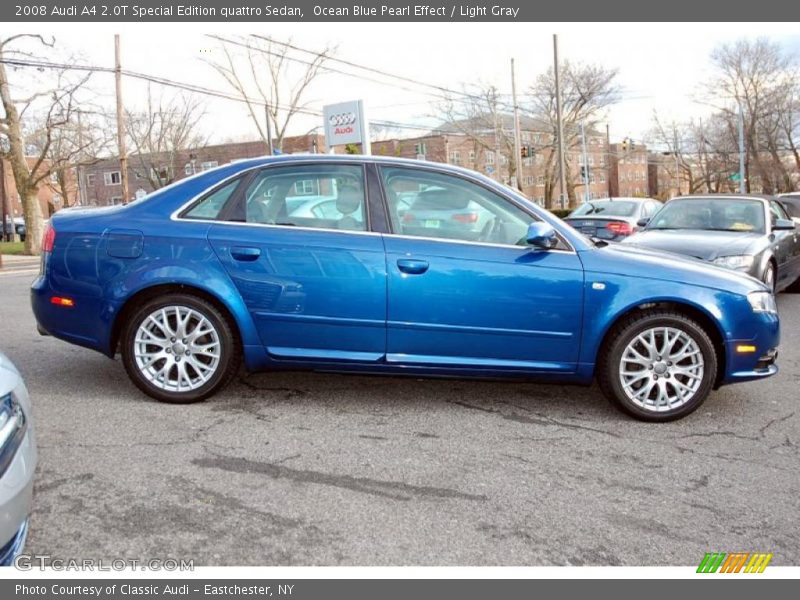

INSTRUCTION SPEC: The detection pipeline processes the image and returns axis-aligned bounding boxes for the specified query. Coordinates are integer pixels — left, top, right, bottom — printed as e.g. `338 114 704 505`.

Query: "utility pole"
510 58 523 192
606 123 612 198
738 103 745 194
264 103 274 155
553 34 568 209
673 130 680 198
114 35 130 205
580 120 589 203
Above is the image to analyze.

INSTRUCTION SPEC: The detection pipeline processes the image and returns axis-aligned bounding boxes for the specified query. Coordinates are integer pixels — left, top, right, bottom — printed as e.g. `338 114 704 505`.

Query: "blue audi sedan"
31 156 780 421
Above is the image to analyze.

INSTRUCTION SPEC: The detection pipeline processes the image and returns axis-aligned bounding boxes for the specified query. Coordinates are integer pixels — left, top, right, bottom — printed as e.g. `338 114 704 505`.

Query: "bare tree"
206 35 333 153
0 35 97 254
436 84 520 186
529 61 620 208
125 87 207 190
707 38 797 194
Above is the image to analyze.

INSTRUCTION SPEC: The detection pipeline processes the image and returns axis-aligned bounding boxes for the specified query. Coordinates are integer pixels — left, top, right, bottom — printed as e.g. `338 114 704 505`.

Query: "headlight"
713 255 755 270
0 392 27 474
748 291 778 314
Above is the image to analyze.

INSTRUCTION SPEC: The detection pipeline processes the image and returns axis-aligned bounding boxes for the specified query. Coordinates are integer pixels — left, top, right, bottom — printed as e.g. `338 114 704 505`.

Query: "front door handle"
231 246 261 261
396 258 429 275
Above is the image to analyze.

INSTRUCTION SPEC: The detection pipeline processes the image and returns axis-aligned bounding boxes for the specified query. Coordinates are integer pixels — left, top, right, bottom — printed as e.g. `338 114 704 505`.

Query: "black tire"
121 293 241 403
597 310 718 422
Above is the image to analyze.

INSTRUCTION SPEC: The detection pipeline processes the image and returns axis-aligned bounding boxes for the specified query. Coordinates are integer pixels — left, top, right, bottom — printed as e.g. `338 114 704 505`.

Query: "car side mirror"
773 218 796 231
526 222 557 249
636 218 650 228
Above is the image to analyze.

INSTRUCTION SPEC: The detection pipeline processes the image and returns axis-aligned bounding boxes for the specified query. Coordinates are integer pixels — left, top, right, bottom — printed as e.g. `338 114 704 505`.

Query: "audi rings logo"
328 112 357 127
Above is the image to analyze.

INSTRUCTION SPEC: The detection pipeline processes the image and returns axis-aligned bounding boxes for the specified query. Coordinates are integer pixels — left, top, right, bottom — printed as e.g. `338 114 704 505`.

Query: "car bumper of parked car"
0 426 35 567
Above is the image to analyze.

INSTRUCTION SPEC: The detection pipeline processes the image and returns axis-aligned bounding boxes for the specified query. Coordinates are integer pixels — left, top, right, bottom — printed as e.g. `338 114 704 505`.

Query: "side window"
243 165 367 232
769 201 789 225
380 166 543 247
182 178 241 220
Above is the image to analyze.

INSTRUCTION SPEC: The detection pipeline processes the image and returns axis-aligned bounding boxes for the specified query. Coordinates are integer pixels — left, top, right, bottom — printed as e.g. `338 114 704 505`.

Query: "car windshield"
647 198 766 234
570 201 637 217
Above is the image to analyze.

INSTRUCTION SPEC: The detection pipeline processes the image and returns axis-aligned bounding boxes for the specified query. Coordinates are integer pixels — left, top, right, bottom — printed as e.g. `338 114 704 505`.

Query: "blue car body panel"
30 155 779 388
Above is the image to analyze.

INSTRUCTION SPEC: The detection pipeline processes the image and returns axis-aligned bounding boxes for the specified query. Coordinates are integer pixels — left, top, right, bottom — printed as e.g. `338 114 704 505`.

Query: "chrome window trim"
384 233 578 254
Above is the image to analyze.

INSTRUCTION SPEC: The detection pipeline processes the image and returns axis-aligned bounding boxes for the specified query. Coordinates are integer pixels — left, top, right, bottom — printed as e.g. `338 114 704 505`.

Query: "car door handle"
230 246 261 261
396 258 429 275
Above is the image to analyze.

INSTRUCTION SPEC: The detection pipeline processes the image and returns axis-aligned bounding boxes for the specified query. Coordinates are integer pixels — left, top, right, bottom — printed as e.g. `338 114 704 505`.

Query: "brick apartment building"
79 125 651 210
1 156 78 237
374 117 616 207
80 134 325 206
608 141 650 198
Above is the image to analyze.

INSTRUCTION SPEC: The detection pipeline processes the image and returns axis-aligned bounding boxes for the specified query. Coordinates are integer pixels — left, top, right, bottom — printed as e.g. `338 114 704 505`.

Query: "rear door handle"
396 258 429 275
231 246 261 261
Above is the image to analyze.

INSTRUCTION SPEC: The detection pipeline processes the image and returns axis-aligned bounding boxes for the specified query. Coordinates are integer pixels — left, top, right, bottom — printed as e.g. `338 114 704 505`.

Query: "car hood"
622 229 762 260
584 242 767 295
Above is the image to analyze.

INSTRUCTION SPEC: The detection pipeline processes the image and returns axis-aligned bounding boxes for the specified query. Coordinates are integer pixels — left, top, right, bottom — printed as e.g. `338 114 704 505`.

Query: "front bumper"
720 310 781 385
0 519 29 567
0 427 35 567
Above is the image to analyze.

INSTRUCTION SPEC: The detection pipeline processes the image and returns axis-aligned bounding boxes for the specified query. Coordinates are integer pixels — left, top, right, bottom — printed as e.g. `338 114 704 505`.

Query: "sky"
6 22 800 150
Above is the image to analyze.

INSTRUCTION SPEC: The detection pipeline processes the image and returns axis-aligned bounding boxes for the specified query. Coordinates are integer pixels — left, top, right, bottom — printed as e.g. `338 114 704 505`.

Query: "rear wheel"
121 294 240 403
598 310 717 422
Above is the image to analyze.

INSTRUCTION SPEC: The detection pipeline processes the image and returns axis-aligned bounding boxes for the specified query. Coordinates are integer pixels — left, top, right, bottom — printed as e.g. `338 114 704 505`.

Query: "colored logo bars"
697 552 773 573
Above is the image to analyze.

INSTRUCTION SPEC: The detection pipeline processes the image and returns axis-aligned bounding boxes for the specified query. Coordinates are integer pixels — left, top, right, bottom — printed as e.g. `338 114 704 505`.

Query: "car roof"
669 194 774 203
581 197 655 203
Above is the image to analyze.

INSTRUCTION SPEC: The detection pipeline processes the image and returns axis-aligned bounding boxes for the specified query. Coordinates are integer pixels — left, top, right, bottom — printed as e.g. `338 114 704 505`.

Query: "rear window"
570 201 637 217
182 178 241 220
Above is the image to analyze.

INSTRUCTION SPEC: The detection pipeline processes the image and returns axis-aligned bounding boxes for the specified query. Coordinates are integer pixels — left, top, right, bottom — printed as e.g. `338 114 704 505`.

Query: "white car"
0 352 36 566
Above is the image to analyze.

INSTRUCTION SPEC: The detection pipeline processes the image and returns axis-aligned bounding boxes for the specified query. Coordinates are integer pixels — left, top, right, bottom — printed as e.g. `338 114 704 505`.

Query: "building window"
524 176 534 186
110 196 122 205
468 150 476 163
599 173 606 183
293 179 318 196
200 161 219 171
500 154 508 165
485 151 495 165
414 142 427 158
151 166 172 181
184 163 195 176
450 150 461 165
86 173 96 187
537 175 545 185
104 171 121 186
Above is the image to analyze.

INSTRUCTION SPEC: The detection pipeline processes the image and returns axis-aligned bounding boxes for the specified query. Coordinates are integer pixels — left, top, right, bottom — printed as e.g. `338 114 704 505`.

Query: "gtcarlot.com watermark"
14 554 194 571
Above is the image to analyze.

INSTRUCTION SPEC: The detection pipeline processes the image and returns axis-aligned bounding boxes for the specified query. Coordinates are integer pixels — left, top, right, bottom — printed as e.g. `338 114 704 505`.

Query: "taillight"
452 212 479 224
42 223 56 253
605 221 633 236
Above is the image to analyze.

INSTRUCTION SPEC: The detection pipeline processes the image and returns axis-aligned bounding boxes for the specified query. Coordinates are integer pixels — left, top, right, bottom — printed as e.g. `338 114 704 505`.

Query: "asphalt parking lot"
1 269 798 566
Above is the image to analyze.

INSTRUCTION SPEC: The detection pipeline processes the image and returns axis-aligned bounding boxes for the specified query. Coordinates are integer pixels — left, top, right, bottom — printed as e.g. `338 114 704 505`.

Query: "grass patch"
0 241 27 255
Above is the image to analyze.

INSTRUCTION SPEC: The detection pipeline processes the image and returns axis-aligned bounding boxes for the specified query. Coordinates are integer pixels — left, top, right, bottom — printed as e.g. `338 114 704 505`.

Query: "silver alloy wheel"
618 326 705 412
133 306 221 393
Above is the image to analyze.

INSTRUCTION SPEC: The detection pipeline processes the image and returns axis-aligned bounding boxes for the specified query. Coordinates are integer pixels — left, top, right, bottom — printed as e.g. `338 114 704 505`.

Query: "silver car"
624 195 800 292
0 352 36 566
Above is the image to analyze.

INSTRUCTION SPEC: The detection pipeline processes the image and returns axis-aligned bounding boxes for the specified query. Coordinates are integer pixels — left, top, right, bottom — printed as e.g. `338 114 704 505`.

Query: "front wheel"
121 294 240 403
598 311 718 422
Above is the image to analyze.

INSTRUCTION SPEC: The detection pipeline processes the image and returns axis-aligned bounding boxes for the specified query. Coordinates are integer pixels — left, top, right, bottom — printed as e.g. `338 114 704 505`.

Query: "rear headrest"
336 184 362 215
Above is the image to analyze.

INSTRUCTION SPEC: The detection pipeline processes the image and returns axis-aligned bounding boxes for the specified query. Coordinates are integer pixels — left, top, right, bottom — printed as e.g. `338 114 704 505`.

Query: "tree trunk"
20 187 44 255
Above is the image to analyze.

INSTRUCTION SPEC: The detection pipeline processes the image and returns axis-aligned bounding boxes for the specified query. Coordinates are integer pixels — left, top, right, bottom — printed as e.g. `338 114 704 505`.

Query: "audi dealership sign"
323 99 370 153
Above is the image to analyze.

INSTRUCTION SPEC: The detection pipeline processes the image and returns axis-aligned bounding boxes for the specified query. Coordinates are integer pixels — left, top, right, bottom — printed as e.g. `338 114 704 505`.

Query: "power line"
0 57 437 134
